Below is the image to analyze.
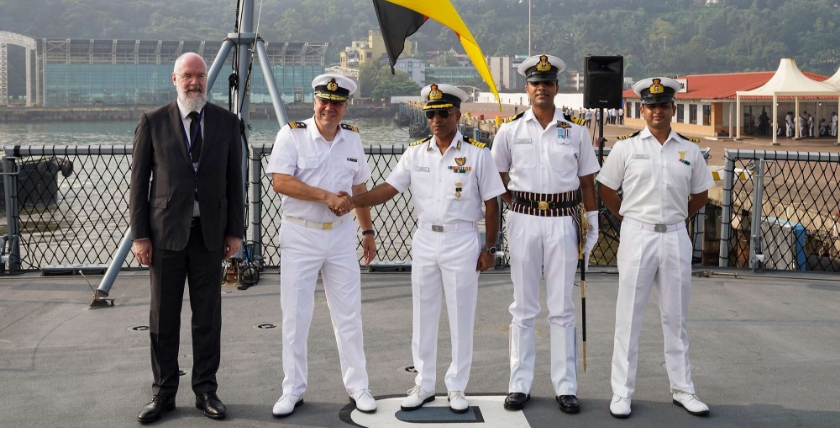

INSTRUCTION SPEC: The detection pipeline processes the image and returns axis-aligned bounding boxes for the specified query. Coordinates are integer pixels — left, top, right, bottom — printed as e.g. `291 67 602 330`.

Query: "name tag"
346 157 357 162
632 154 650 160
515 138 532 145
415 166 430 172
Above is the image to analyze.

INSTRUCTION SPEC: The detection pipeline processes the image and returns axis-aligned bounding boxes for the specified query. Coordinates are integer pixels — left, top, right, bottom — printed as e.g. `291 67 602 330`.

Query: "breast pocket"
512 144 537 170
342 159 360 182
549 143 579 173
625 157 653 190
667 159 693 191
297 155 322 171
446 170 473 201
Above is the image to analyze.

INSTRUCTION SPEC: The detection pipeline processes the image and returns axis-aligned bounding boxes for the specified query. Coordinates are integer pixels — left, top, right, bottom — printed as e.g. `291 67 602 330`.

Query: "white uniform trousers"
410 226 480 393
611 218 695 399
506 211 579 396
278 219 369 397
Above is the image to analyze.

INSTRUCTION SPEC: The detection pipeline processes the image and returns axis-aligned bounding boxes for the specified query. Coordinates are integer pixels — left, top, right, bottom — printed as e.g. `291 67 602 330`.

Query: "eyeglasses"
176 73 207 82
425 109 453 119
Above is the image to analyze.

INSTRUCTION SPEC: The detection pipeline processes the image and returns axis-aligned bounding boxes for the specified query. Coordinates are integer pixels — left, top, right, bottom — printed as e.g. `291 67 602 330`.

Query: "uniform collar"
428 130 464 152
176 99 204 121
307 116 345 144
640 126 679 145
523 107 565 124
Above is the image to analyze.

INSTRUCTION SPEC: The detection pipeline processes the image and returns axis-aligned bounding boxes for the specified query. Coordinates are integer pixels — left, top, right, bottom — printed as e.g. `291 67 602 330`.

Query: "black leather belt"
510 190 580 217
190 217 201 228
511 196 579 210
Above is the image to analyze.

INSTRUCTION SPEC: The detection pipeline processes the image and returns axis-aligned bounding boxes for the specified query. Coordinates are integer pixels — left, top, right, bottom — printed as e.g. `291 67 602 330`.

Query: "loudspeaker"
583 55 624 109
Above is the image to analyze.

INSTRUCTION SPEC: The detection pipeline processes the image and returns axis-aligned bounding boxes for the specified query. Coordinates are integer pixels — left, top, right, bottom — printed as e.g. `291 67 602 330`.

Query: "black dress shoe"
195 392 227 419
556 395 580 414
138 395 175 423
504 393 530 411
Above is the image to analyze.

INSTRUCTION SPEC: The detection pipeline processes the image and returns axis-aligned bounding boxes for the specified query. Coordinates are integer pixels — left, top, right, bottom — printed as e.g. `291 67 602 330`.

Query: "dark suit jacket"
130 101 245 251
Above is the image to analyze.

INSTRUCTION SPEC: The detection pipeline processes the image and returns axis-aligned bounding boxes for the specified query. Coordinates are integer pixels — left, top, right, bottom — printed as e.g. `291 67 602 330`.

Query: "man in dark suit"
130 52 244 423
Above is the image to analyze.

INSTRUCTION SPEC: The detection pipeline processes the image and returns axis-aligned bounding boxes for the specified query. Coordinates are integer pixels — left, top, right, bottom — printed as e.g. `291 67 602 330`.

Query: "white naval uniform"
785 114 793 137
386 131 505 393
265 117 371 398
832 114 838 137
490 109 600 396
596 127 714 400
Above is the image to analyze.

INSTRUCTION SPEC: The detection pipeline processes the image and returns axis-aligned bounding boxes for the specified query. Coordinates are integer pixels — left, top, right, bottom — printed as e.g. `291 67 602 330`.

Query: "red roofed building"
622 71 833 138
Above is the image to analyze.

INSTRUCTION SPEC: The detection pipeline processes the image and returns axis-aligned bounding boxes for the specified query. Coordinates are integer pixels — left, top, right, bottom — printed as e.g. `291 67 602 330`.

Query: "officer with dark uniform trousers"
351 84 505 414
490 54 600 414
597 77 714 419
266 74 377 417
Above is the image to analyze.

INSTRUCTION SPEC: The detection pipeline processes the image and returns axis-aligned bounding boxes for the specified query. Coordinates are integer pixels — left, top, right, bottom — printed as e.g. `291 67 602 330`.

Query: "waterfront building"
38 38 327 107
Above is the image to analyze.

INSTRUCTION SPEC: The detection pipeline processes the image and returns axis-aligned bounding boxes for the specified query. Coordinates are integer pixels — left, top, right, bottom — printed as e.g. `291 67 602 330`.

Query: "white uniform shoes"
401 385 435 411
350 389 377 413
272 394 303 418
448 391 469 414
609 394 631 418
673 391 710 416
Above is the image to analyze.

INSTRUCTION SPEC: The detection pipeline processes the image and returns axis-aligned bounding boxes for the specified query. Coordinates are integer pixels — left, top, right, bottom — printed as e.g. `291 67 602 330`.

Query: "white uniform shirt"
491 109 600 193
386 131 505 224
596 127 715 225
265 117 371 223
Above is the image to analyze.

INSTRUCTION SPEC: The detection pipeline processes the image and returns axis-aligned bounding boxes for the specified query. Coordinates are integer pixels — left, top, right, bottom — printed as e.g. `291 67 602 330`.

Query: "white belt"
284 215 349 230
623 217 685 233
417 220 476 233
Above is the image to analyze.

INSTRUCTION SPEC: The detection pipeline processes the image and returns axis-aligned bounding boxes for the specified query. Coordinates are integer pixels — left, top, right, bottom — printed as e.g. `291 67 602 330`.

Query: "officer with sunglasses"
597 77 714 418
351 83 505 414
265 73 377 417
490 54 600 415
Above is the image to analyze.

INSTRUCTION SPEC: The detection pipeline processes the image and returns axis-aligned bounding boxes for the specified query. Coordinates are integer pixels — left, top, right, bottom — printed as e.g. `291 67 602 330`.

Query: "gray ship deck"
1 268 838 427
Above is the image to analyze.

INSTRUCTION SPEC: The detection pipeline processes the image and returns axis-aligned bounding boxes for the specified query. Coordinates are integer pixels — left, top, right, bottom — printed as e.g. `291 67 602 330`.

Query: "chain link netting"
721 151 839 272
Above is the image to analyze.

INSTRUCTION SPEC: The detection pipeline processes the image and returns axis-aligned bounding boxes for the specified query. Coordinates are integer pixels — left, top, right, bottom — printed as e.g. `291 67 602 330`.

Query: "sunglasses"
425 109 453 119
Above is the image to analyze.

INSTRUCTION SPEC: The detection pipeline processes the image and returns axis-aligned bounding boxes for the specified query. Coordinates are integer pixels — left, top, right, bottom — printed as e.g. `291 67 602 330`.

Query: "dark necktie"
187 111 203 164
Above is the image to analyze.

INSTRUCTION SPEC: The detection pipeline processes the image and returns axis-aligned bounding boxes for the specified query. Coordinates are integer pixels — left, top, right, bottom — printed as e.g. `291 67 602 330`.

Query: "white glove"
582 210 599 261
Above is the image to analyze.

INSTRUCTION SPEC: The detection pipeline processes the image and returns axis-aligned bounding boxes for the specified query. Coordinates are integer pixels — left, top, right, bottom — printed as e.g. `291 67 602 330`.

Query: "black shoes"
138 395 175 423
504 392 531 410
556 395 580 414
195 392 227 419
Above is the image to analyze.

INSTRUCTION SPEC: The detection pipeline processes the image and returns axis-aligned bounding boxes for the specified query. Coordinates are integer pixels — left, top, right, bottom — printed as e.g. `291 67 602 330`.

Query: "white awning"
736 58 840 97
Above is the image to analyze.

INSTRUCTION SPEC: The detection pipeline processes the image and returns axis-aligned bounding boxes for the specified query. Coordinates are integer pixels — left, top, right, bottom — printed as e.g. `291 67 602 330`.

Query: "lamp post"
520 0 531 57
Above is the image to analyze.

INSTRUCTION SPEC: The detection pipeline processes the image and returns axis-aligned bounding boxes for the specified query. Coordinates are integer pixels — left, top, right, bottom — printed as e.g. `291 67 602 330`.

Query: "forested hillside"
2 0 839 77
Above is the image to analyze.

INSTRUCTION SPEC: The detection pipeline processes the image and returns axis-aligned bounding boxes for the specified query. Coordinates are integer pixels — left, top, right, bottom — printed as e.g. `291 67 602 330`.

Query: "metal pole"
527 0 531 57
718 150 736 267
692 149 710 264
249 144 263 264
95 228 133 299
749 158 765 271
255 39 289 127
206 39 234 93
2 156 21 272
597 108 606 166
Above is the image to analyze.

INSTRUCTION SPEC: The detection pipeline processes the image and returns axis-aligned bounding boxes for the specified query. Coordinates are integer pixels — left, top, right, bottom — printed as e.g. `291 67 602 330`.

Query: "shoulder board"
464 137 487 149
340 123 359 133
409 136 432 147
563 113 585 126
617 131 640 140
503 112 525 123
288 121 307 130
676 133 700 143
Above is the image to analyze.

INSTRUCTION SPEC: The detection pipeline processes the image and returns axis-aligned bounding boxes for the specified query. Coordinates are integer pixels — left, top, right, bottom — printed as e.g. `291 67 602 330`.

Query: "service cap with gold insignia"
312 73 357 103
421 83 469 110
632 77 681 105
517 54 566 82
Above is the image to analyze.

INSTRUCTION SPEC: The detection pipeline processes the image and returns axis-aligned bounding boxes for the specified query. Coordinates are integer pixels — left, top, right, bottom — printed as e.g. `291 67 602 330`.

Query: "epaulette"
563 113 586 126
409 136 432 146
464 137 487 149
617 131 640 140
288 121 307 129
677 132 700 143
503 112 525 123
340 123 359 133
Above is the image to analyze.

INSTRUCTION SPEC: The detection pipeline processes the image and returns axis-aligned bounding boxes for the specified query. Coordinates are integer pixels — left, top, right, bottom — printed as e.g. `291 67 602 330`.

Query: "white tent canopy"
735 58 840 145
824 65 840 89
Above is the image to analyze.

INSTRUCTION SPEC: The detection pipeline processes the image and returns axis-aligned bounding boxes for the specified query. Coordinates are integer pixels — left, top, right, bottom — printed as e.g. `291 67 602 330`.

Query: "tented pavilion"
735 58 840 145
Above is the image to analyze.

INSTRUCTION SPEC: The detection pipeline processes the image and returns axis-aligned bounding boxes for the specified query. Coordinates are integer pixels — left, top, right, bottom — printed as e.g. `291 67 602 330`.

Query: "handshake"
327 191 354 216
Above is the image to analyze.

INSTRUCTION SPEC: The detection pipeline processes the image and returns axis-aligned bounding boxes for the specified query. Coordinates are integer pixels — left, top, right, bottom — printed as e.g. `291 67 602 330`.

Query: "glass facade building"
38 39 327 107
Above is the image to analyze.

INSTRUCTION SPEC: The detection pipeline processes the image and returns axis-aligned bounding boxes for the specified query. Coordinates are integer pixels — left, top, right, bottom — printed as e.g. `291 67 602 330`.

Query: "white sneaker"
448 391 469 414
350 389 377 413
272 394 303 418
609 394 631 418
401 385 435 411
672 391 710 416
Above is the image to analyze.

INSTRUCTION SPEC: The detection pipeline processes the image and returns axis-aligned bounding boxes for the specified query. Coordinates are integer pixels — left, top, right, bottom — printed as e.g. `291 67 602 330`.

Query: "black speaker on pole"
583 55 624 109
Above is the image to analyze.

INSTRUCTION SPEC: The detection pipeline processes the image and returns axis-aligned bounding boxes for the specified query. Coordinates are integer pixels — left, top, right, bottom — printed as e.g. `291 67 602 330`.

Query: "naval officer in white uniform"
597 77 715 419
351 83 505 414
490 54 600 414
266 74 377 417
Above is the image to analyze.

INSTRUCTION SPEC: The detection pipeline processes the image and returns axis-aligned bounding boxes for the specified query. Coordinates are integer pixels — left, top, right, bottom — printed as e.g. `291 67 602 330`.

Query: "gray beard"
178 92 207 112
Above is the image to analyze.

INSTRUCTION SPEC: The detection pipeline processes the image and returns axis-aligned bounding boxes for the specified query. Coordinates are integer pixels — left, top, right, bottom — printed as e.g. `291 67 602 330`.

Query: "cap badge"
649 78 664 95
536 55 551 72
429 84 443 100
326 78 338 92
